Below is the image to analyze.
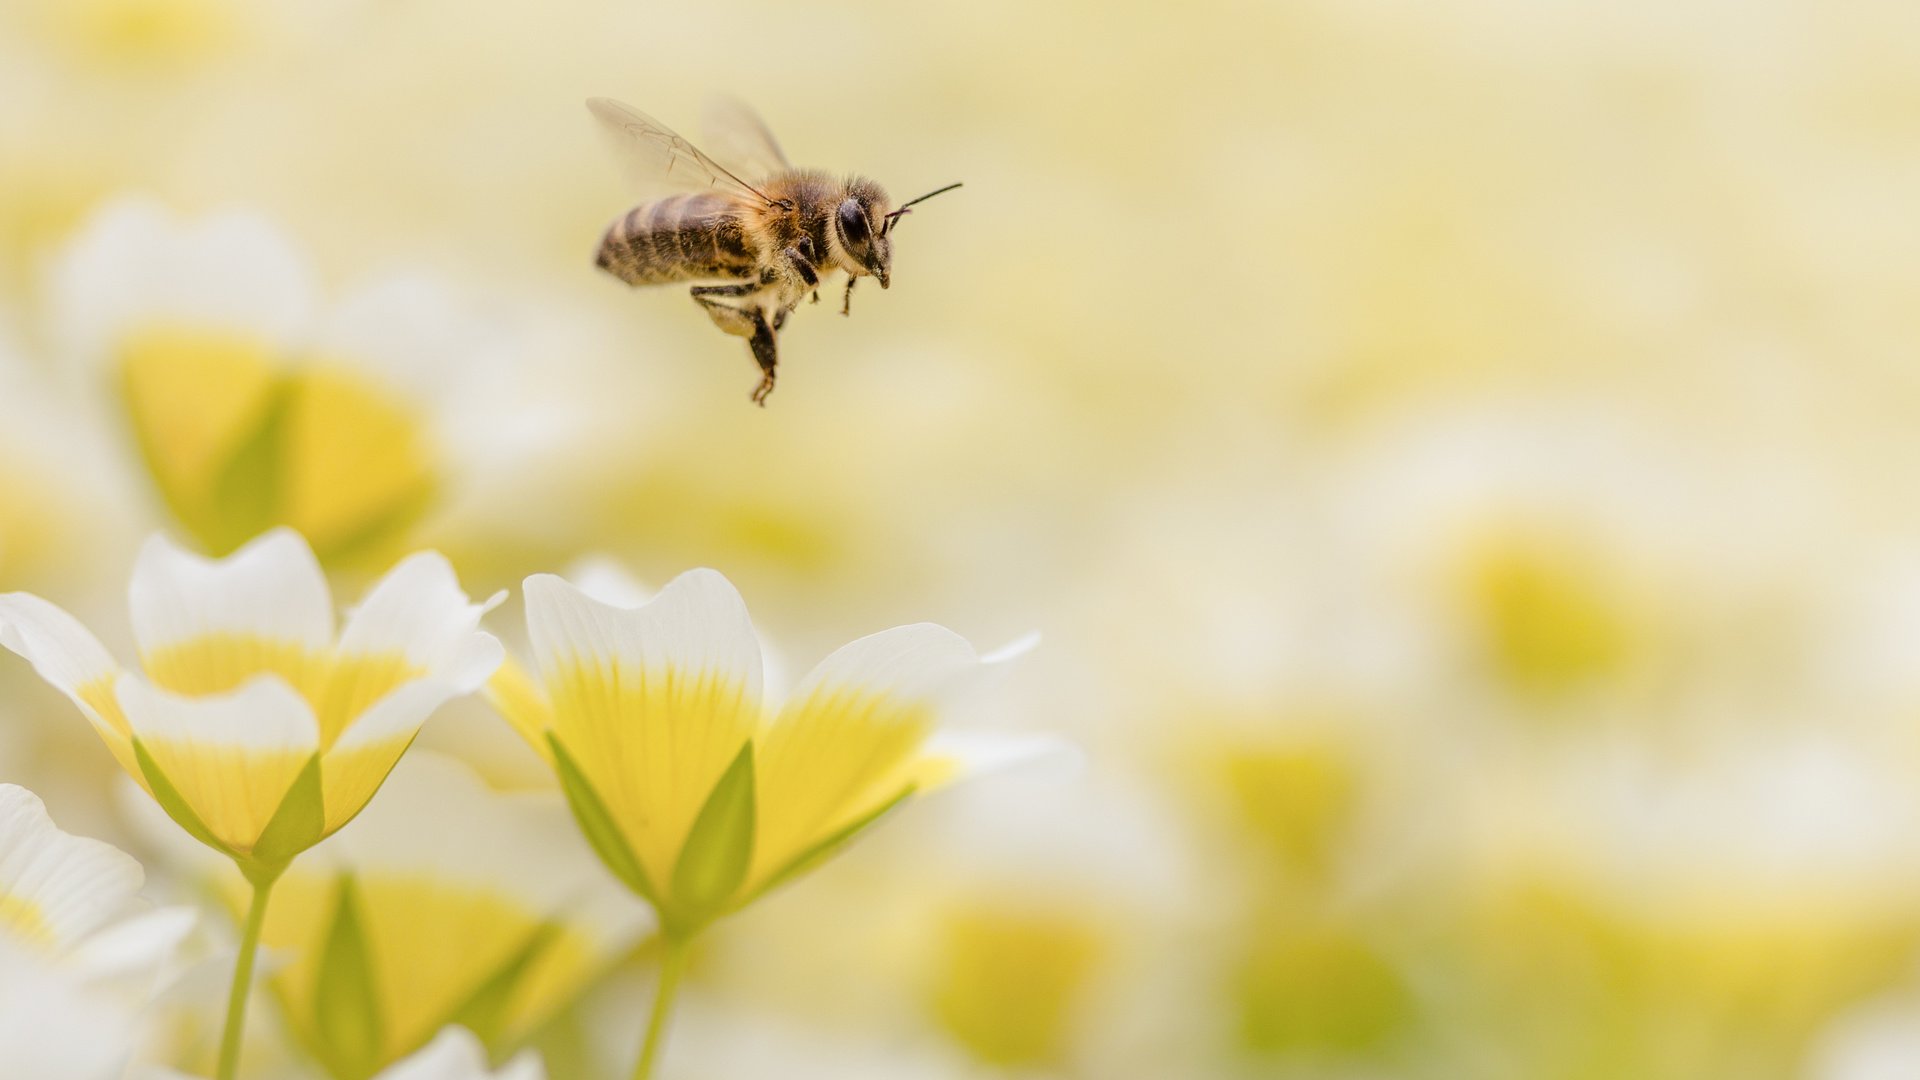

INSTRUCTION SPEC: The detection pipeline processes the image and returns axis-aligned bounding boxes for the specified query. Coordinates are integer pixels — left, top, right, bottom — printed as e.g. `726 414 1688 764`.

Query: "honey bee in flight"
589 97 961 405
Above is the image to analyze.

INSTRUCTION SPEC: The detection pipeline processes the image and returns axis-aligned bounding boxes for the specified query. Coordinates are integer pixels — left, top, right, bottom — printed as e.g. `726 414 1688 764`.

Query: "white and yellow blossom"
490 567 1074 934
0 781 144 954
0 528 502 872
0 780 196 969
0 782 198 1079
243 753 647 1078
44 196 581 567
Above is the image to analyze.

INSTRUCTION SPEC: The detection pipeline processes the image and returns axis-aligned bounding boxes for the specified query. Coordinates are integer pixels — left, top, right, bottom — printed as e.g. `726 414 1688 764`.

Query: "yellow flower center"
38 0 240 70
930 905 1105 1068
1222 738 1361 880
1453 527 1640 700
0 892 51 947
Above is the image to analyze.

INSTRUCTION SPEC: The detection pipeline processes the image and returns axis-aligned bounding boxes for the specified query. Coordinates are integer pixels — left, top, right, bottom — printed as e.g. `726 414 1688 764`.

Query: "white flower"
42 196 590 565
0 528 502 868
1812 989 1920 1080
251 752 649 1076
0 782 197 1079
490 567 1077 931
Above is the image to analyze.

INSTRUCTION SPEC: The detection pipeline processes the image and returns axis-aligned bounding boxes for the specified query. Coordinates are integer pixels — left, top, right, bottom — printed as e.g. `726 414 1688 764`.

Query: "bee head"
832 179 893 288
831 179 963 290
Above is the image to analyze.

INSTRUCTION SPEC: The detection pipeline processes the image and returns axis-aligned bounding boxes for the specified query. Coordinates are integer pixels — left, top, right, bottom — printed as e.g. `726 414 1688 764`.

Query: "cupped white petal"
118 674 321 751
0 785 144 955
338 550 505 670
332 636 505 755
117 675 322 852
523 569 762 701
918 730 1086 786
0 593 124 732
979 630 1043 666
129 529 333 658
0 938 142 1080
63 905 197 982
749 624 990 888
565 556 654 608
320 635 503 834
380 1026 545 1080
779 622 986 719
522 569 764 885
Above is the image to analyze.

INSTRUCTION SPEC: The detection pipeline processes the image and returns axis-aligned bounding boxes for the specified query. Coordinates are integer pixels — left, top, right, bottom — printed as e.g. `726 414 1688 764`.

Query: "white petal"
378 1026 547 1080
63 905 196 982
0 938 142 1080
524 568 762 700
0 785 144 956
0 593 122 724
117 675 321 752
564 555 653 608
919 730 1085 784
979 630 1043 665
330 634 504 754
129 530 333 657
338 550 504 671
782 623 984 716
320 637 503 835
48 196 316 369
116 675 322 850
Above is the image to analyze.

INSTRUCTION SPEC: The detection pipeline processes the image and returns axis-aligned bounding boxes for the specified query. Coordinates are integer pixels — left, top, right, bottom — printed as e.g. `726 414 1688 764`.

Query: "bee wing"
587 97 777 205
701 96 792 180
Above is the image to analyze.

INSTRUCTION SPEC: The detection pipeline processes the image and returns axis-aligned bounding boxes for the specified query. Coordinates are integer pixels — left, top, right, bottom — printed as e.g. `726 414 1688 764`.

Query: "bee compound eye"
837 200 869 246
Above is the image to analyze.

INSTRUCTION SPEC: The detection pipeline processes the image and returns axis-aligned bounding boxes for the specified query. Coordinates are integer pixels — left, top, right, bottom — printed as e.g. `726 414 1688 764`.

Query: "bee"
589 96 962 405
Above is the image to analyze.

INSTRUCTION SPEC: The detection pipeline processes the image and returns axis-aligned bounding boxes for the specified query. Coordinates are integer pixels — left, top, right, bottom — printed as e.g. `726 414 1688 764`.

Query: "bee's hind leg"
747 313 778 406
689 285 779 406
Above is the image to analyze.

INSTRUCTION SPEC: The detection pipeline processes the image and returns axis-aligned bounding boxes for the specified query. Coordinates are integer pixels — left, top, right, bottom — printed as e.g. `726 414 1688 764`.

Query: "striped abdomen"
595 192 759 286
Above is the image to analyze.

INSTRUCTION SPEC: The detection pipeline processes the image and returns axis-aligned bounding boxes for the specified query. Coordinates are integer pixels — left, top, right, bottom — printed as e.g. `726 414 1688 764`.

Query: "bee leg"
691 294 758 339
811 290 820 305
780 246 819 289
747 311 779 406
841 276 857 317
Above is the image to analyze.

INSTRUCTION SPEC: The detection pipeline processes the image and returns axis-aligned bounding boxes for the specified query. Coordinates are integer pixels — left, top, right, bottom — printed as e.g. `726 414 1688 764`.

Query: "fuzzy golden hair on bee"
587 96 960 406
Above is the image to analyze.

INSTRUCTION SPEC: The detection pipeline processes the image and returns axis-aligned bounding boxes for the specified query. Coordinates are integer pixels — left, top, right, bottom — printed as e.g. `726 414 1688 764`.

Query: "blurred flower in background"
0 782 195 1078
212 753 645 1078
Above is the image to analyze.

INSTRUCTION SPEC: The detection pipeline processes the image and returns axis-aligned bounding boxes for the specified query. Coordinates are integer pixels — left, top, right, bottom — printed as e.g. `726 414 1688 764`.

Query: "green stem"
217 868 280 1080
631 935 691 1080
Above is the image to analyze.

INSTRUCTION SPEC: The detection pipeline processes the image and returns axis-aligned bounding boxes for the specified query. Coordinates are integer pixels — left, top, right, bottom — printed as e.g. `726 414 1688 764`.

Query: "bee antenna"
882 182 963 234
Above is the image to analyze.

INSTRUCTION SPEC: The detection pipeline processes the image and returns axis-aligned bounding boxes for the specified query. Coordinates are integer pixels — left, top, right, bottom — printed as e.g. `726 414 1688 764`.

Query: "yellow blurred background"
6 0 1920 1077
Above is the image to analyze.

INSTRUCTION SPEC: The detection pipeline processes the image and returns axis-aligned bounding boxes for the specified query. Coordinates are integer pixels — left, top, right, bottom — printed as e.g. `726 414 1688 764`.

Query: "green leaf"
437 922 561 1049
249 753 325 868
203 381 291 557
670 741 757 929
131 737 232 859
314 875 384 1080
548 734 659 905
741 784 917 909
309 479 436 570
